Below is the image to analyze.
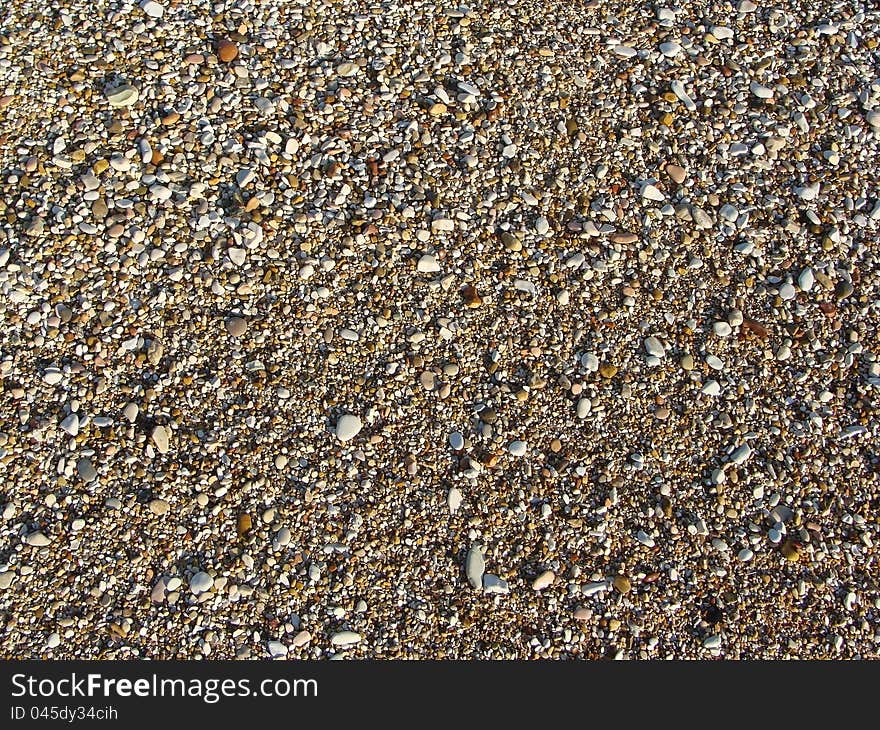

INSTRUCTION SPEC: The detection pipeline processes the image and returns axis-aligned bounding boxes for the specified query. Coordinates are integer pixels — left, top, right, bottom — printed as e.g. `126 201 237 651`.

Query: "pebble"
417 254 440 273
122 403 139 424
60 413 79 437
666 164 686 183
151 425 170 454
217 40 238 63
449 432 464 450
531 570 555 591
148 499 170 516
507 440 528 457
267 641 288 657
335 414 363 442
25 532 51 547
105 85 139 108
644 336 666 359
729 444 752 465
483 575 509 594
447 488 462 514
76 458 97 483
225 317 248 337
140 1 164 19
189 572 214 595
331 631 361 647
466 546 485 589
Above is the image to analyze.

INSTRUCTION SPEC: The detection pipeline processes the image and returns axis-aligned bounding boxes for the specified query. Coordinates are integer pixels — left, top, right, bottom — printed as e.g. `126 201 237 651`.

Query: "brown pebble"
217 40 238 63
225 316 247 336
781 540 800 562
237 513 252 538
613 575 632 594
666 163 687 183
599 363 618 379
148 498 170 516
550 438 562 453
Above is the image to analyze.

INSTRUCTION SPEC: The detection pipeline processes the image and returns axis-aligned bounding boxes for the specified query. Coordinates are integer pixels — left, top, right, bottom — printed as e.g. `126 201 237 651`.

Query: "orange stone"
217 39 238 63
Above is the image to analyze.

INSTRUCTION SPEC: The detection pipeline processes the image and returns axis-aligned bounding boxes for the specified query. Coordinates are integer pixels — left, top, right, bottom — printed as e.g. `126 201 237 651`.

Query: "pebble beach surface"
1 0 879 659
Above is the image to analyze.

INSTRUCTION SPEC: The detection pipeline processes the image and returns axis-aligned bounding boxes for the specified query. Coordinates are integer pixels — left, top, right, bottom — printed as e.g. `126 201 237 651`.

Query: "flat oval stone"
106 84 140 108
335 414 362 442
189 571 214 594
331 631 361 647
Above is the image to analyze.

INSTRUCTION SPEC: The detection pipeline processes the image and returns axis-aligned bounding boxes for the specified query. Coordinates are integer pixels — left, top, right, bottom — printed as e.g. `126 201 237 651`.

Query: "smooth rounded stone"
330 631 361 647
737 549 754 562
47 632 61 649
449 432 464 450
834 281 854 301
335 414 363 442
795 182 820 201
705 355 724 370
659 41 681 57
531 570 555 591
712 322 732 337
465 545 485 589
76 457 98 483
666 164 686 183
641 183 665 201
419 371 436 391
573 607 591 621
749 82 773 99
25 531 51 547
701 380 721 396
148 498 170 516
507 440 528 457
612 575 632 594
272 527 291 549
225 316 248 336
581 352 599 372
644 336 665 359
0 572 15 590
123 402 139 423
770 506 794 524
267 640 288 657
292 631 312 648
711 468 726 485
576 397 591 419
719 204 738 222
106 84 139 107
778 282 796 300
151 425 170 454
703 635 722 650
140 0 164 17
60 413 79 436
798 268 815 291
417 254 440 273
217 40 238 63
43 369 63 385
189 571 214 594
483 574 509 594
680 354 695 370
336 62 359 77
447 488 463 514
535 216 550 235
727 309 744 327
711 538 729 552
150 579 167 602
729 444 752 465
